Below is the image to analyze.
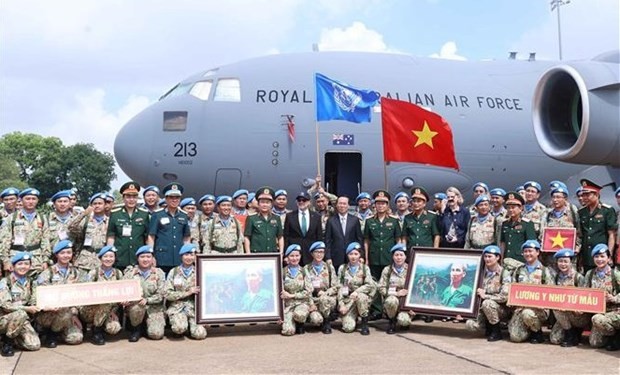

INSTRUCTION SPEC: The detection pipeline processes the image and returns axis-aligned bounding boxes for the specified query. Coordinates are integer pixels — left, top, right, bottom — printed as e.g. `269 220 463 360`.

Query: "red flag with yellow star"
541 227 577 252
381 97 459 169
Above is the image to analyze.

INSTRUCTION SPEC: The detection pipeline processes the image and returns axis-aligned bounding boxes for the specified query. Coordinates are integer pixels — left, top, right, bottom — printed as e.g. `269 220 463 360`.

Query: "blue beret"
285 244 302 256
1 187 19 198
615 187 620 197
551 187 569 197
489 188 506 197
274 189 288 198
521 240 541 251
18 188 40 199
575 186 584 196
89 193 105 205
473 182 489 192
312 192 322 200
198 194 216 204
103 192 115 202
394 192 409 204
553 249 575 259
98 245 117 259
51 190 72 202
483 245 501 256
390 243 407 253
158 198 166 207
163 182 184 197
136 245 154 257
11 251 32 265
591 244 609 257
346 242 362 254
356 192 371 202
180 197 196 208
515 185 525 192
216 195 232 205
523 181 542 192
247 192 256 203
549 180 567 190
474 195 490 206
179 243 198 256
434 192 447 200
309 241 326 252
53 240 73 254
232 189 249 199
143 185 160 195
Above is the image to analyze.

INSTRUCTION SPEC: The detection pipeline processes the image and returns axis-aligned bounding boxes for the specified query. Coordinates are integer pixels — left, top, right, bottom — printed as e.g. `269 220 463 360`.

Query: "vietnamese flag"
541 227 577 252
381 97 459 169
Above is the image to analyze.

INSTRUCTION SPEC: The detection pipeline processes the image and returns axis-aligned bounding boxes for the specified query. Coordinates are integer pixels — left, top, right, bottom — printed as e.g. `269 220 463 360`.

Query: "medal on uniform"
122 224 132 237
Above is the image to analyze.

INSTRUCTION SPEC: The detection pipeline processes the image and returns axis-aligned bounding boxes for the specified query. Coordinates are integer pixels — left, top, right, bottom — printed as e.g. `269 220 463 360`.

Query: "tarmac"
2 320 618 374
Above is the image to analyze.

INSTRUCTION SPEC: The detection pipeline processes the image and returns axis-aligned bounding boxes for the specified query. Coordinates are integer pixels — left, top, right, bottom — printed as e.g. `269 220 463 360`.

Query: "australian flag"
332 133 355 146
315 73 380 124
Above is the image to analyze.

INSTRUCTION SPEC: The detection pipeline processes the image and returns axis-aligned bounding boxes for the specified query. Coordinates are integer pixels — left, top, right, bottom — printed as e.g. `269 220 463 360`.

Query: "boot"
1 336 14 357
605 331 620 351
386 319 396 335
423 315 434 323
128 323 142 343
360 317 370 336
91 326 105 346
529 330 545 344
484 324 492 337
487 323 502 342
294 322 305 335
45 330 58 348
321 320 332 334
560 329 575 347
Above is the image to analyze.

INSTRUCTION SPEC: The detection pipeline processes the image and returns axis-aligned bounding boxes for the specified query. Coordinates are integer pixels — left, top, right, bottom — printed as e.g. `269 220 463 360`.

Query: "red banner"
37 279 142 309
541 227 576 252
507 283 606 314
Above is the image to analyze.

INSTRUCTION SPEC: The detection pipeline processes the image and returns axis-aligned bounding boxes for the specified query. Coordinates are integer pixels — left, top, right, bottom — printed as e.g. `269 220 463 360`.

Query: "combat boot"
45 330 58 348
605 331 620 351
1 336 14 357
487 324 502 342
484 324 492 337
529 330 545 344
560 329 575 347
360 317 370 336
321 320 332 334
128 323 142 343
386 319 396 334
91 326 105 346
294 322 305 335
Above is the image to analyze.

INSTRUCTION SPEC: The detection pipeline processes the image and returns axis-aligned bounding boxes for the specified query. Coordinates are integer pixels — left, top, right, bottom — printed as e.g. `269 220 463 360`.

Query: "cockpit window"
159 82 192 100
189 81 213 101
214 78 241 102
163 111 188 131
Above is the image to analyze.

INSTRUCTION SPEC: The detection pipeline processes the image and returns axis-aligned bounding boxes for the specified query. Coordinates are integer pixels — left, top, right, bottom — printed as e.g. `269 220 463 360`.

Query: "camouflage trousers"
549 311 590 345
466 300 512 332
308 294 337 325
340 293 371 333
0 310 40 351
126 303 165 340
36 309 83 345
168 308 206 340
508 308 548 343
590 311 620 348
383 295 411 328
79 304 122 335
73 250 101 273
281 300 310 336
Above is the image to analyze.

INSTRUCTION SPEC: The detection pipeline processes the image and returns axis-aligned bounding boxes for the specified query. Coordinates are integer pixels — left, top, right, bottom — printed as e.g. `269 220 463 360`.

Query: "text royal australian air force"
255 89 523 111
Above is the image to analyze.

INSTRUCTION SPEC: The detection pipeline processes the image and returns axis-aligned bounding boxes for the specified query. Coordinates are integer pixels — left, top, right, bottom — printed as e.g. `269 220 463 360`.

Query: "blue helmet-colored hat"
198 194 216 205
51 190 72 202
143 185 160 195
356 192 371 202
472 182 489 192
180 197 196 208
521 240 541 251
434 192 447 200
515 185 525 192
135 245 154 257
97 245 117 259
346 242 362 254
18 188 40 199
89 192 106 205
247 192 256 203
309 241 326 252
216 195 232 205
11 251 32 265
285 244 302 257
553 249 575 259
232 189 249 199
1 187 19 198
591 244 609 257
393 192 409 204
474 195 490 206
523 181 542 192
53 240 73 254
615 187 620 197
483 245 501 256
489 188 506 197
551 187 569 197
390 243 407 253
179 243 198 256
274 189 288 198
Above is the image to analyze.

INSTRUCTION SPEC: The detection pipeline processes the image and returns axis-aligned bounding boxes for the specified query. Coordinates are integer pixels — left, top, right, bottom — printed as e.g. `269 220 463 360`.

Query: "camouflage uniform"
549 270 589 345
202 215 244 254
46 211 75 249
196 213 216 250
79 267 123 336
36 264 83 345
585 266 620 347
304 261 338 325
337 264 377 333
281 266 313 336
540 207 581 270
0 274 40 350
466 266 512 333
378 264 411 328
464 215 499 249
490 208 508 244
188 214 201 245
355 209 373 232
68 211 108 273
124 266 166 340
522 201 547 236
0 210 51 275
507 262 552 342
165 266 206 339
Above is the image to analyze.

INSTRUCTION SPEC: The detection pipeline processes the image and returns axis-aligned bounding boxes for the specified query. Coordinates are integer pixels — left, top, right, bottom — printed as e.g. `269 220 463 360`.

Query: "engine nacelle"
532 51 620 166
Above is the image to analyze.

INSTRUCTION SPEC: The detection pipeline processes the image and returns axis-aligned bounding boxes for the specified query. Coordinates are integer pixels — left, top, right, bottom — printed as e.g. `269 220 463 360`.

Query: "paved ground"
2 320 618 374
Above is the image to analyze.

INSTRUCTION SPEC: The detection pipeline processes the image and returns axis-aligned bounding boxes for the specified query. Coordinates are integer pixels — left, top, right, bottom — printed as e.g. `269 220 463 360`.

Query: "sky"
1 0 618 191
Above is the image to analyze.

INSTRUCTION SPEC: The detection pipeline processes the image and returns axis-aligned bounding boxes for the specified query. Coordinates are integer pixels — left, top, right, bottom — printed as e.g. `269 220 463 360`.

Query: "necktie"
341 216 346 234
301 212 307 236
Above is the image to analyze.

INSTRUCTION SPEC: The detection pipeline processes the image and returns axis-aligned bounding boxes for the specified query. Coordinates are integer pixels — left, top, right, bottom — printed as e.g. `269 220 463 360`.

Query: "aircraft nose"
114 109 154 183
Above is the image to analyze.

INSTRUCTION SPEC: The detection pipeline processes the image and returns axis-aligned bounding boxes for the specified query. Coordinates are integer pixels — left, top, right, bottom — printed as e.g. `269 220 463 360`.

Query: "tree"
62 143 116 206
0 154 26 190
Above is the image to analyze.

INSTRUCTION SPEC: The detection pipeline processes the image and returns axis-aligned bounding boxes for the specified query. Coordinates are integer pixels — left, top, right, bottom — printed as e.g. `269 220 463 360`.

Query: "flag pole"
315 120 321 180
379 98 388 191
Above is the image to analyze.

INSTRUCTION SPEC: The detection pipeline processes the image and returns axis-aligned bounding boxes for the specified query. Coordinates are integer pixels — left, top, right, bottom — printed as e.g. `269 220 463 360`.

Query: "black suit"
325 213 363 272
283 210 322 265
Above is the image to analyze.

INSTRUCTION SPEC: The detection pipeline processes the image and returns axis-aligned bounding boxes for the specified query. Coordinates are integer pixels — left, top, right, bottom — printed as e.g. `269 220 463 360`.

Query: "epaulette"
601 203 611 209
388 214 399 219
521 217 531 222
248 212 257 216
152 207 163 213
179 208 187 214
111 207 122 213
428 210 438 215
137 206 150 213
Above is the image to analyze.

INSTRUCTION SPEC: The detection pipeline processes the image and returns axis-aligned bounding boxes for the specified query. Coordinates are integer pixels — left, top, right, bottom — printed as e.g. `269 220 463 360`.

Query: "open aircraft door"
324 152 362 199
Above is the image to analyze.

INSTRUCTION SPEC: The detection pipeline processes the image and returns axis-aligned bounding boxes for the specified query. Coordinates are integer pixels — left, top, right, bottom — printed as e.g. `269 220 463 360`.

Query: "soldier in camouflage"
46 190 76 249
68 193 109 273
304 241 338 334
464 195 499 250
468 182 489 217
180 197 201 244
378 244 412 334
522 181 547 237
354 192 374 232
0 188 20 221
203 196 244 254
540 186 581 271
280 244 313 336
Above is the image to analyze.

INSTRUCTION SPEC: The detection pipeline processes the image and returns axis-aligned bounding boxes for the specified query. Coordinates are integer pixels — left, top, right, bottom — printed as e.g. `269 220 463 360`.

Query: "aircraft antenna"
550 0 571 60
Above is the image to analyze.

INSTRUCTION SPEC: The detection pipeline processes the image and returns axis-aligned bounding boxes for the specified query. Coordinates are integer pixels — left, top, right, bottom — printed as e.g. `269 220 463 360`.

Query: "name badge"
388 286 397 296
160 217 170 225
13 232 25 246
83 236 93 247
312 277 321 289
174 277 184 287
122 225 132 237
57 230 68 240
341 286 349 297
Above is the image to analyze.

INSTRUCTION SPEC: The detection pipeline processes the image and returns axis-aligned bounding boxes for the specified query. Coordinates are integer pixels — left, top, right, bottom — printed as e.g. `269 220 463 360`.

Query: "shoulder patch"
111 207 122 213
521 217 531 222
601 203 611 209
137 207 150 213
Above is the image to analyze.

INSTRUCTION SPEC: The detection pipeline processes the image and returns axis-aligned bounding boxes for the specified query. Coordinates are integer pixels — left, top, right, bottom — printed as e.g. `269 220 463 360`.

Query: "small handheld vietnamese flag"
541 227 577 252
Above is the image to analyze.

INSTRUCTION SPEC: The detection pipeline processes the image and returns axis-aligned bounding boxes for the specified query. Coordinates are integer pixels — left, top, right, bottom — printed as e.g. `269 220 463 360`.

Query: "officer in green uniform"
364 190 401 320
500 192 536 270
577 179 617 272
106 182 150 270
243 187 283 254
402 186 440 249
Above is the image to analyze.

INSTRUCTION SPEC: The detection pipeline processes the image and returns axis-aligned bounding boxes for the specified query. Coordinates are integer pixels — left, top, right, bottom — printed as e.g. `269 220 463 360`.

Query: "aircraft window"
189 81 213 101
163 111 188 131
214 78 241 102
160 82 192 100
202 68 219 77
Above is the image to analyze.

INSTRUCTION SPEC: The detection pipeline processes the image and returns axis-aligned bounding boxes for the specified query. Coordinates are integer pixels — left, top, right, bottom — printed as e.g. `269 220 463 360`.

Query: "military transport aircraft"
114 51 619 201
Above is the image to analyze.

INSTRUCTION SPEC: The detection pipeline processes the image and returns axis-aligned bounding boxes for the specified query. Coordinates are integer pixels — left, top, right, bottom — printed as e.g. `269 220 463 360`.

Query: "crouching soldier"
304 241 338 334
378 243 412 334
280 244 312 336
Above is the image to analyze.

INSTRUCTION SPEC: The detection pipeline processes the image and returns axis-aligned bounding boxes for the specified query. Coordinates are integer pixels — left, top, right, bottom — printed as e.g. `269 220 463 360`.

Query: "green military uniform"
0 272 41 351
244 214 282 253
107 206 150 269
500 218 536 265
578 204 617 269
402 211 439 248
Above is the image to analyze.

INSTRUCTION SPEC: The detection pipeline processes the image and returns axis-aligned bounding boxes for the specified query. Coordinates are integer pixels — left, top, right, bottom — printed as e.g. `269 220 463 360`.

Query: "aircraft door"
324 152 362 198
214 168 242 196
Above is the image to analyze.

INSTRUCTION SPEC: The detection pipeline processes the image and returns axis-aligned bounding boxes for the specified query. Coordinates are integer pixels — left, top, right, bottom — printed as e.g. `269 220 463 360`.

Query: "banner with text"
36 279 142 309
507 283 606 314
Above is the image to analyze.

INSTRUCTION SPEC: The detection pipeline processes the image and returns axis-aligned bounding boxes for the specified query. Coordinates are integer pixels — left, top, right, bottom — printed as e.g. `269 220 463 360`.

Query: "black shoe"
45 331 58 348
1 336 14 357
423 315 434 323
360 317 370 336
128 324 142 343
529 330 545 344
386 319 396 335
321 321 332 334
484 324 492 337
560 329 575 347
295 323 305 335
487 324 502 342
91 328 105 346
605 333 620 351
368 312 382 321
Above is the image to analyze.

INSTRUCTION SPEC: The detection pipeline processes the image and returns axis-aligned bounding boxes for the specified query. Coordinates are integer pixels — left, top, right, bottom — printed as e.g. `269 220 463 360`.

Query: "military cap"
373 190 391 203
390 243 407 253
215 195 232 205
472 182 489 192
483 245 501 256
97 245 117 259
523 181 542 192
356 192 371 202
143 185 160 195
616 187 620 197
549 180 567 190
275 189 288 198
135 245 154 257
18 188 40 198
232 189 249 199
346 242 362 254
521 240 541 251
163 182 184 197
198 194 216 205
0 187 19 198
504 191 524 206
410 186 429 201
179 243 198 256
489 188 506 197
256 186 275 201
11 251 32 265
553 249 575 259
120 181 140 195
312 191 323 200
580 179 601 194
247 192 256 203
89 192 106 205
551 186 569 197
591 243 609 257
515 185 525 192
296 191 311 201
309 241 326 252
53 239 73 255
104 193 115 202
285 244 302 256
158 198 166 207
474 195 490 206
51 190 72 202
394 192 410 204
180 197 196 208
434 192 447 200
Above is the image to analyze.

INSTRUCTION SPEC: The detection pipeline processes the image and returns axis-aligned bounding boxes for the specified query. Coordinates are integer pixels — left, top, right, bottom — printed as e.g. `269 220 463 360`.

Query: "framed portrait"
400 248 484 319
196 253 283 324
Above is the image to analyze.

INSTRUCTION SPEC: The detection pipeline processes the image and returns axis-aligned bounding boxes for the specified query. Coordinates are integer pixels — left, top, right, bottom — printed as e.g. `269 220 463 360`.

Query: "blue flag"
315 73 380 123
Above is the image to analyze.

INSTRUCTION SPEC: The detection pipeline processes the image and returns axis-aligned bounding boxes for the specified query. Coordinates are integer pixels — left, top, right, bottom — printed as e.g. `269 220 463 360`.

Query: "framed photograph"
401 248 484 319
196 253 283 324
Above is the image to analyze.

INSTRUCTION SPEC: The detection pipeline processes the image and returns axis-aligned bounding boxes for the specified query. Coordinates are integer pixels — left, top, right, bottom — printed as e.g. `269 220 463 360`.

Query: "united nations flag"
315 73 380 124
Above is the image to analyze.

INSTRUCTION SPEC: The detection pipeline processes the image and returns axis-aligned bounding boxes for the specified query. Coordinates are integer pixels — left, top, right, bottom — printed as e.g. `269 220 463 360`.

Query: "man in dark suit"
325 196 363 272
283 192 322 265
